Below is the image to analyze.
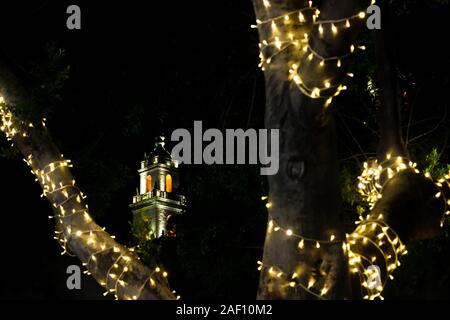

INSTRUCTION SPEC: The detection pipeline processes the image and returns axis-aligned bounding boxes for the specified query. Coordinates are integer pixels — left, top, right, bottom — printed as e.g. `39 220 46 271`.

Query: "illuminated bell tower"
129 136 186 238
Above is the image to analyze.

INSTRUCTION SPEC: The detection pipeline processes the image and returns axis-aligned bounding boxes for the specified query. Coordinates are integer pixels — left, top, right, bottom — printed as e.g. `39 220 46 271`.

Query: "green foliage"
424 148 450 179
130 212 164 265
130 211 155 242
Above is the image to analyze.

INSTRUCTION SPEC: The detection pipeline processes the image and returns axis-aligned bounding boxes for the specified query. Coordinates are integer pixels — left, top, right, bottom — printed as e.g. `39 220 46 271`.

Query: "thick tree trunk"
253 0 370 299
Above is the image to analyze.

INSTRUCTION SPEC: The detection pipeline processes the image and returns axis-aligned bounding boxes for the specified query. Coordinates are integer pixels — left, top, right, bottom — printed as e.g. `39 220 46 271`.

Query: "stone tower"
129 136 186 238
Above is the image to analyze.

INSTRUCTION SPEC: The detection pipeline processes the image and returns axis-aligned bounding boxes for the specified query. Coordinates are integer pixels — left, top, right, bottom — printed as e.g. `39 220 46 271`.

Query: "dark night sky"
0 0 450 300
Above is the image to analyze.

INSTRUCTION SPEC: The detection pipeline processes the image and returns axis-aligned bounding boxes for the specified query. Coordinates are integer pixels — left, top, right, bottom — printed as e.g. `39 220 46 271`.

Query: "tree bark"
374 0 406 159
0 61 175 300
370 0 443 242
253 0 370 299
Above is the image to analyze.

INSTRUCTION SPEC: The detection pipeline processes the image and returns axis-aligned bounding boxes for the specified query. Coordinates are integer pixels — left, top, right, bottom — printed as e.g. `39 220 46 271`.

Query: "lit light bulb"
299 12 305 23
271 21 277 31
318 24 323 35
275 37 282 49
331 24 337 35
311 88 320 98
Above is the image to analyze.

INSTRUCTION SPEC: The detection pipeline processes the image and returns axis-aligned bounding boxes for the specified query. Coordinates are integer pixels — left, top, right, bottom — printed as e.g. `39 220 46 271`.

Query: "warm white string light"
253 0 374 107
259 204 407 300
266 215 340 247
0 95 180 300
357 154 419 209
348 213 407 300
260 149 450 299
434 170 450 226
357 154 450 226
257 212 342 298
257 261 328 299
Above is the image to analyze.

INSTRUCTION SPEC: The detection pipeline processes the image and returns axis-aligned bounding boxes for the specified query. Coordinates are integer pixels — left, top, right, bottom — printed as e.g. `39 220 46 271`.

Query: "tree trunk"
253 0 370 299
374 0 406 159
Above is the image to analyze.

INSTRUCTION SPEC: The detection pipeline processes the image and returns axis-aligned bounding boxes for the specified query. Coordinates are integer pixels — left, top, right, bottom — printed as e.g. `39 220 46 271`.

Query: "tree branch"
374 0 406 159
0 61 175 300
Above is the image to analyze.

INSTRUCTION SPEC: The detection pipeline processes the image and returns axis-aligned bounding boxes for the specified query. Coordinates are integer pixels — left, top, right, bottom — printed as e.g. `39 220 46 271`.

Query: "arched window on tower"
165 174 172 193
146 175 152 193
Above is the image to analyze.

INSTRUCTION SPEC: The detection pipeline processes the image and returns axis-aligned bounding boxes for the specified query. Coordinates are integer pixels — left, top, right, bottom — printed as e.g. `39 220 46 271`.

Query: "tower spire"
129 135 185 238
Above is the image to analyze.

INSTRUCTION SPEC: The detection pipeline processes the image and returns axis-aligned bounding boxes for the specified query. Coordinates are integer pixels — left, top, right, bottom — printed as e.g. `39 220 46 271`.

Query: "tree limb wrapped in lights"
259 159 450 300
347 213 407 300
257 212 408 300
252 0 450 300
252 0 375 300
357 155 420 209
0 95 177 300
254 0 370 106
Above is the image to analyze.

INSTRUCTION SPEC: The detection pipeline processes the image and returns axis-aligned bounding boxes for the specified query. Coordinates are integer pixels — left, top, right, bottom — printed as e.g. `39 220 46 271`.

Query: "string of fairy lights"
253 0 448 299
358 154 450 225
348 213 407 300
259 153 450 300
0 96 179 300
435 172 450 226
253 0 390 299
253 0 375 107
357 154 420 209
256 215 342 299
257 213 407 300
1 0 449 301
